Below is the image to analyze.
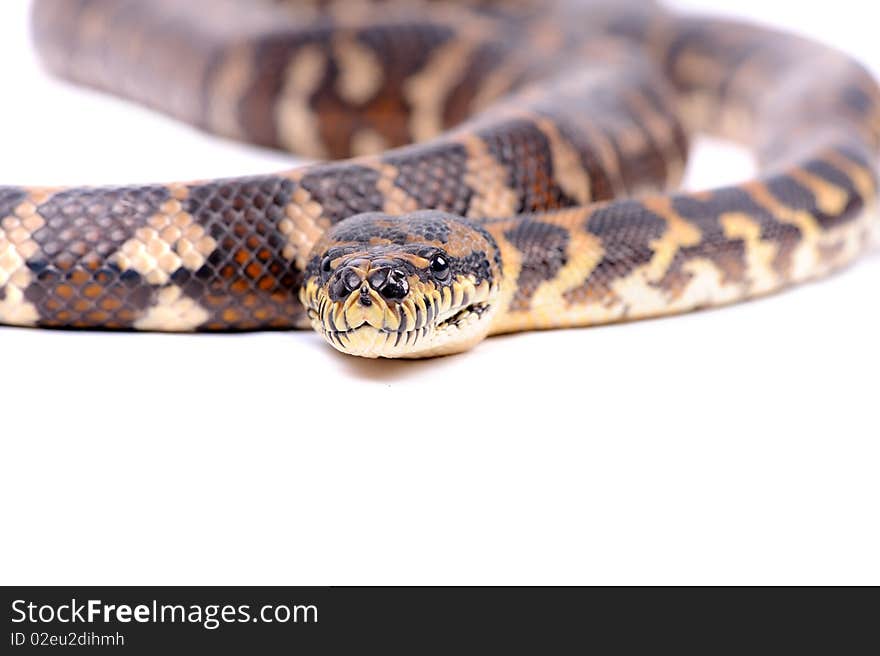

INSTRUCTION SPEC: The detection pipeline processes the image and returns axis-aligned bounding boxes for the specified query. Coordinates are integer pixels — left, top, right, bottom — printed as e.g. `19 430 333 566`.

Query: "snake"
2 0 877 358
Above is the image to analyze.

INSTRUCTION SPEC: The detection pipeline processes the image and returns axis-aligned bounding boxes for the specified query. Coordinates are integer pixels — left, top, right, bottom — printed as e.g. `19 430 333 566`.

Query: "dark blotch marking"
797 159 865 228
329 212 450 245
657 240 747 299
402 215 451 244
0 187 26 307
802 159 858 193
442 39 521 129
578 200 668 301
606 115 669 195
547 118 617 203
450 250 495 288
299 163 385 222
337 22 458 149
331 216 407 245
0 186 27 218
32 185 168 258
671 186 800 278
22 185 169 328
840 84 874 116
478 118 577 213
639 84 690 168
184 174 303 329
468 219 504 274
239 32 329 150
764 173 860 231
384 142 474 215
504 219 569 311
240 23 457 155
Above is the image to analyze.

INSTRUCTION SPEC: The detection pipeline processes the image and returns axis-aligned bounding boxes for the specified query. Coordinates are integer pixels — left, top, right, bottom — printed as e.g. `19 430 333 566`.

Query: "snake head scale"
300 211 503 358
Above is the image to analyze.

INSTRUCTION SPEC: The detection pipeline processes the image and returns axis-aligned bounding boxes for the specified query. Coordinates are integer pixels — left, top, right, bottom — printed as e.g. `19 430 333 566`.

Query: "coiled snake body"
4 0 878 357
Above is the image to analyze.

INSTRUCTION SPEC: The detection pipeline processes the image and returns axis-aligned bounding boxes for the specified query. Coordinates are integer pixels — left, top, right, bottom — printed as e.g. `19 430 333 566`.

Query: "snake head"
300 210 503 358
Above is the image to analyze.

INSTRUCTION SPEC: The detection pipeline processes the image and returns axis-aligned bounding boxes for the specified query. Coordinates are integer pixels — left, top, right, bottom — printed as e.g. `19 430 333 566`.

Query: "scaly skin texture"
1 0 877 357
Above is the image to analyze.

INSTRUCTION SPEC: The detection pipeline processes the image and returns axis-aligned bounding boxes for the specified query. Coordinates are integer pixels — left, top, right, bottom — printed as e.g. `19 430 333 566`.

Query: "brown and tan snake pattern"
1 0 877 357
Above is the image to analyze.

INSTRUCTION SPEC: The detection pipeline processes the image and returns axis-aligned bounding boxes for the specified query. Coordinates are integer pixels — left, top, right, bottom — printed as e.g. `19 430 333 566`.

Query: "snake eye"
429 254 451 282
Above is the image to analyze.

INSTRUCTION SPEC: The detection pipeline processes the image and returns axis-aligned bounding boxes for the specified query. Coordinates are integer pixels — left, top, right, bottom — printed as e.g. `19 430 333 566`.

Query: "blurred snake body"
3 0 878 357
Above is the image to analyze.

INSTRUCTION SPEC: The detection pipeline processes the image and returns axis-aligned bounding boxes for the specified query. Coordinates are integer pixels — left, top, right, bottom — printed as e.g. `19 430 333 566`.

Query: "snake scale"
2 0 877 357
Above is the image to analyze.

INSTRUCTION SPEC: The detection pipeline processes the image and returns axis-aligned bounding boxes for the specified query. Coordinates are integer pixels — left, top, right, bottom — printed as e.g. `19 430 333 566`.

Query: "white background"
1 0 878 585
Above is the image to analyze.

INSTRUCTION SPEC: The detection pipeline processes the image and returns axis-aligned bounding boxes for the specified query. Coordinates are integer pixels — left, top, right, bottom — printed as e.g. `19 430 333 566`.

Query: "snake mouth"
437 301 491 330
323 301 492 350
301 265 501 357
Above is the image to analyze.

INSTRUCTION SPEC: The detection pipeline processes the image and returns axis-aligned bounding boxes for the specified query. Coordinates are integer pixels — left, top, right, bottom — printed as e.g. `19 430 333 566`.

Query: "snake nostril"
368 268 388 290
376 268 409 300
329 266 364 301
343 269 362 291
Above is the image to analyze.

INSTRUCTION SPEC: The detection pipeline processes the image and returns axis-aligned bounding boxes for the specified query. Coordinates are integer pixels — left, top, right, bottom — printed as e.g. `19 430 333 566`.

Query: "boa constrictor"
2 0 877 357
